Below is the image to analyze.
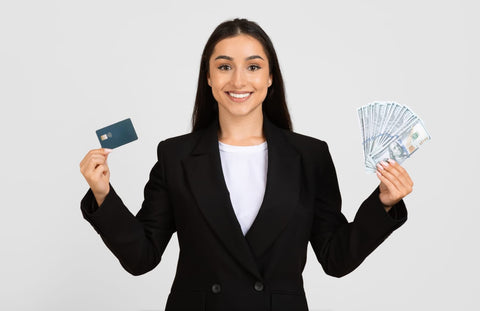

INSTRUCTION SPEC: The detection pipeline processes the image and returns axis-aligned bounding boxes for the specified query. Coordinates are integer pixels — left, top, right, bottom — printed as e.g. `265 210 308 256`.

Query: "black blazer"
81 115 407 311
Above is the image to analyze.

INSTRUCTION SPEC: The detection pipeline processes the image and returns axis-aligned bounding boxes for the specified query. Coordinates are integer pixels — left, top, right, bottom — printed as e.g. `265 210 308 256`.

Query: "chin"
222 105 263 118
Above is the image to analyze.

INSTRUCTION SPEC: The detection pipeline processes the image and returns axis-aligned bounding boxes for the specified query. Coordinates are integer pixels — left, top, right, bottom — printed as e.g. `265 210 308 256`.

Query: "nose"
231 68 246 89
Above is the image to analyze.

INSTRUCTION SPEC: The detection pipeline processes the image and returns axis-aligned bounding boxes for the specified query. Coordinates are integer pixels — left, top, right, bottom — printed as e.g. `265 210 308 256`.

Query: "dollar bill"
370 119 431 165
358 102 431 173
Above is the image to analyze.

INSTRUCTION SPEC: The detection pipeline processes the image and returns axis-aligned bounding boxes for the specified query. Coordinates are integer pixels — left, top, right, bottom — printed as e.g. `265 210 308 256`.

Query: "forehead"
211 34 268 60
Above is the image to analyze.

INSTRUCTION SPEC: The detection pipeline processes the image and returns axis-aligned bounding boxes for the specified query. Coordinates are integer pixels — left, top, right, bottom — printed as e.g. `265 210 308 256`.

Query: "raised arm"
79 142 176 275
310 143 409 278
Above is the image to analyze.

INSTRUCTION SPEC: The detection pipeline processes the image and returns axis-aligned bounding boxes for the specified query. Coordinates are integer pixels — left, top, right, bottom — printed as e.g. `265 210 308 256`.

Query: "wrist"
92 187 109 207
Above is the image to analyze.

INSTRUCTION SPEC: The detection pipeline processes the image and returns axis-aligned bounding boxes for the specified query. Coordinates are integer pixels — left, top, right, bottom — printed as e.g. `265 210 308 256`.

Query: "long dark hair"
191 18 292 132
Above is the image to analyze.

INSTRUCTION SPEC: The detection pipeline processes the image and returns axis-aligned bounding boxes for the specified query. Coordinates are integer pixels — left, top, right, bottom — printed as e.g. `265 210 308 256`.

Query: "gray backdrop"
1 0 478 310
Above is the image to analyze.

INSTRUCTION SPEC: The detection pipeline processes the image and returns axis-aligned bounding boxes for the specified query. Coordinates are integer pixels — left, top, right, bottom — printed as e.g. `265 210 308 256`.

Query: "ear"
207 73 211 86
268 74 272 87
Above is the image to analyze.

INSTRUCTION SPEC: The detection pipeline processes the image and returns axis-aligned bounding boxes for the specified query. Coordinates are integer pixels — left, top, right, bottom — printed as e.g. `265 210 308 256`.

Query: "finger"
376 168 399 199
93 164 109 176
80 148 112 168
91 148 113 155
389 160 413 187
88 165 110 193
380 161 411 192
380 164 412 198
89 165 110 187
86 148 110 157
377 162 402 193
88 154 108 168
81 154 109 176
389 160 413 195
376 169 395 190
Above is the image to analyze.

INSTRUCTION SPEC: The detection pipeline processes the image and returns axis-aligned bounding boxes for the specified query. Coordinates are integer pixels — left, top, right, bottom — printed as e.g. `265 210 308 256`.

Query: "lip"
226 91 252 103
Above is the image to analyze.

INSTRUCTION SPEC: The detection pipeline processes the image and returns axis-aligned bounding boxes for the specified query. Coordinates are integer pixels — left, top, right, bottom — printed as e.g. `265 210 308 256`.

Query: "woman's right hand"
80 148 112 206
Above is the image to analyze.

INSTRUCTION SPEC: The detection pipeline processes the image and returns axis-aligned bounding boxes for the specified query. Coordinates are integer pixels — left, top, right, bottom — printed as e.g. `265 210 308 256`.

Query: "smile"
228 92 251 98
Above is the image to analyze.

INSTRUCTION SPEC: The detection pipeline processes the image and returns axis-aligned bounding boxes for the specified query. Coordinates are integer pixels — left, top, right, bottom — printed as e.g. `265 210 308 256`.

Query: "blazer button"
211 283 221 294
254 281 264 292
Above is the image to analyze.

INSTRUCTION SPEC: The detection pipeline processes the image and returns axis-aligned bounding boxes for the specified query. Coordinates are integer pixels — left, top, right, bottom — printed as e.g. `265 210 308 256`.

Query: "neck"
218 112 265 146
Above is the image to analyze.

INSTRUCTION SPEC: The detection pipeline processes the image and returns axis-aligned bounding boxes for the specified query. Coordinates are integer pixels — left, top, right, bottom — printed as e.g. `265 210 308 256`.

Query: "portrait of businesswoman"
79 18 413 311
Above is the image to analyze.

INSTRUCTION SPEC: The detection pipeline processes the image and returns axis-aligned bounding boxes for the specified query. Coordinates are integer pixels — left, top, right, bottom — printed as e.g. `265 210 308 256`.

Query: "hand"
80 148 112 206
376 159 413 211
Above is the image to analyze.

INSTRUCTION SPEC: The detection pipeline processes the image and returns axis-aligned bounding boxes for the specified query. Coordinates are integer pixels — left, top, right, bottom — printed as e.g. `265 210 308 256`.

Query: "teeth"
229 92 250 99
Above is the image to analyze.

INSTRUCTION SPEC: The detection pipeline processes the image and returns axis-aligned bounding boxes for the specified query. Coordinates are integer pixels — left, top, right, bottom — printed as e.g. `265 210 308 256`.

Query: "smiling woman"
208 34 272 145
208 36 271 111
191 19 291 136
79 18 413 311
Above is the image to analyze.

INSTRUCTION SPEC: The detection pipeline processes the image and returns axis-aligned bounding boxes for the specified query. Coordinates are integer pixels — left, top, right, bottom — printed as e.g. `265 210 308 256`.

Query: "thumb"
104 148 112 162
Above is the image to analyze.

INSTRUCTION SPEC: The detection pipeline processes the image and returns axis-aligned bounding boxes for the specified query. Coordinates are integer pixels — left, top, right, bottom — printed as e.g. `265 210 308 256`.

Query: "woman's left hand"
376 159 413 211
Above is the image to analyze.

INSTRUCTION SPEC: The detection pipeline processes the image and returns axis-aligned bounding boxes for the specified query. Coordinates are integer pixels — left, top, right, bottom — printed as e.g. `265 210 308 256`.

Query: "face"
208 34 272 120
389 142 406 159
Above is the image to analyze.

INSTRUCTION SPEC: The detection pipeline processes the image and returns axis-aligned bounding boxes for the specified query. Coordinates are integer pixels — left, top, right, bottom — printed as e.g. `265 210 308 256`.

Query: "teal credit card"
96 118 138 149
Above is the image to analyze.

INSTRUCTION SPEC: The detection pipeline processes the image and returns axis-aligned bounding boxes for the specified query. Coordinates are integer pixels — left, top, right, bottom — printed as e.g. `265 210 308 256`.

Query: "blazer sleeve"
309 142 407 278
80 141 176 276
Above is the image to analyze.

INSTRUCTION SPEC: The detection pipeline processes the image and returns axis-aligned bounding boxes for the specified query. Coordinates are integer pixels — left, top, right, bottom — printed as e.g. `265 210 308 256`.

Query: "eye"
218 64 231 71
248 64 261 71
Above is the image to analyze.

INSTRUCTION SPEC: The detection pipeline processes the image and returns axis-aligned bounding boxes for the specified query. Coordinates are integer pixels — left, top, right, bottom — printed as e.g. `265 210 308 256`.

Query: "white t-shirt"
219 141 268 236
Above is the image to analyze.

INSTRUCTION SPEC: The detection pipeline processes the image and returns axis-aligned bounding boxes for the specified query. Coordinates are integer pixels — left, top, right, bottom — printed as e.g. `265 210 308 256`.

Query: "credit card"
96 118 138 149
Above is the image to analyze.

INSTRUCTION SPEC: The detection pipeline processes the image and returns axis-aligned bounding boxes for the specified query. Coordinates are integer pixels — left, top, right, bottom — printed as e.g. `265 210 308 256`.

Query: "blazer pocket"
271 292 308 311
165 290 205 311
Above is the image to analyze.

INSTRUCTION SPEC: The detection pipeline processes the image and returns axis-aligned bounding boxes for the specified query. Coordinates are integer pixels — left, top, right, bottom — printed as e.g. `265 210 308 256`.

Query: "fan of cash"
358 102 431 173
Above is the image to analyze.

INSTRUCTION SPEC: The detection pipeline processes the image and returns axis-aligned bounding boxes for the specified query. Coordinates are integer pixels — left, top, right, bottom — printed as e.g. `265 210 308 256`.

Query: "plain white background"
1 0 478 310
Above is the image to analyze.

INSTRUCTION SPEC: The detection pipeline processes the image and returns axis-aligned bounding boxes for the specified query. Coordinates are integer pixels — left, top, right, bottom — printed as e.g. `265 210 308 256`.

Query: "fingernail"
376 171 382 178
104 148 113 154
377 163 384 171
381 160 389 167
387 158 396 164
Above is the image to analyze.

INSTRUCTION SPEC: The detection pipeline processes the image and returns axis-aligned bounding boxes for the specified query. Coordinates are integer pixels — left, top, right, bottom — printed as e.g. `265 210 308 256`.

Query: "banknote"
358 102 431 173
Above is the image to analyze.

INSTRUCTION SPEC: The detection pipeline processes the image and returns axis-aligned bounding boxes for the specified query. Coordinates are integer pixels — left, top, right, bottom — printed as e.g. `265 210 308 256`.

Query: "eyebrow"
214 55 265 61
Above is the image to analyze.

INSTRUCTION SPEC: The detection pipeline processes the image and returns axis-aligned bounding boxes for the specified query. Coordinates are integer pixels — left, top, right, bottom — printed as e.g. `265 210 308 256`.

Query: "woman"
80 18 413 311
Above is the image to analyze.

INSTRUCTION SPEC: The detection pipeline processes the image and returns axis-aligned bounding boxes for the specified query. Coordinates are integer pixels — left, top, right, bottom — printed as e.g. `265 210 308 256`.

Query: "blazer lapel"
182 115 301 278
245 117 301 259
182 119 262 280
